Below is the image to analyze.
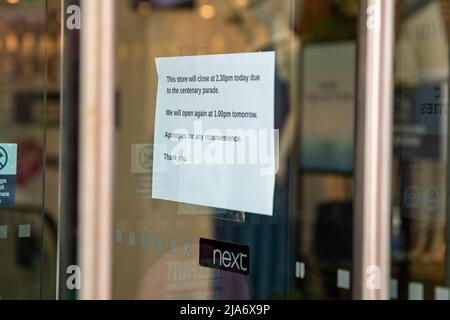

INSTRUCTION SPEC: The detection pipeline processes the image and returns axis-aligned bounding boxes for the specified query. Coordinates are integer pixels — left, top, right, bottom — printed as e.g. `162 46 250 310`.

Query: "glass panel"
0 0 57 300
58 0 80 300
112 0 358 300
392 0 450 300
296 0 357 299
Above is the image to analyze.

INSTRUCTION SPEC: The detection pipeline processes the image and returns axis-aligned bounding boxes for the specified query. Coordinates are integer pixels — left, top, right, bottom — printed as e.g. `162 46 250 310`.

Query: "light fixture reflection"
6 33 19 53
137 2 151 16
199 4 216 20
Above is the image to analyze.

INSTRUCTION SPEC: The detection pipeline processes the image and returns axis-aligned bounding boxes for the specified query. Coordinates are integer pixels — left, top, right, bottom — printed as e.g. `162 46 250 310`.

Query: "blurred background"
0 0 449 300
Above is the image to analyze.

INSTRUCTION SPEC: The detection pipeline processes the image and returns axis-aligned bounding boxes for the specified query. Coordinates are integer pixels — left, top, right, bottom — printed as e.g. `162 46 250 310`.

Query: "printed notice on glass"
152 52 277 216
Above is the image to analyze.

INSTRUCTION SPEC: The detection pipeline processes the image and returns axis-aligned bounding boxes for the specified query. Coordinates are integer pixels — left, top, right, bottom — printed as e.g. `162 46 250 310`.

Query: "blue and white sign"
0 143 17 207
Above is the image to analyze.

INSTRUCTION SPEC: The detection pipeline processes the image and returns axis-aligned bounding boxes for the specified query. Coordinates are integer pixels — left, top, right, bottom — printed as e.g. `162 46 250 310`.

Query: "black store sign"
199 238 250 275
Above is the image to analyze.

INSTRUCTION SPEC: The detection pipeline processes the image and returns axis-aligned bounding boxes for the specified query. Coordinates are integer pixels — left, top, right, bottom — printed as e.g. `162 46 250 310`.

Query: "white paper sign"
152 52 276 216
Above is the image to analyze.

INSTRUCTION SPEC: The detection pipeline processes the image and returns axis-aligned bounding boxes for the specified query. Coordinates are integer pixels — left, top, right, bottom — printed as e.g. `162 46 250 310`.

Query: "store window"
391 0 450 300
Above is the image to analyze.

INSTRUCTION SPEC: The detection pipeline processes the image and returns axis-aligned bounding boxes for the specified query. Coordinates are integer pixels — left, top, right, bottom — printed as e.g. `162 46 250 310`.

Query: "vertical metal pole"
79 0 115 300
58 0 81 300
353 0 395 300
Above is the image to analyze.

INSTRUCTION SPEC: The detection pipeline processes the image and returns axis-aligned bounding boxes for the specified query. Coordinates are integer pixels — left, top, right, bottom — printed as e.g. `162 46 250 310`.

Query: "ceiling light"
198 4 216 20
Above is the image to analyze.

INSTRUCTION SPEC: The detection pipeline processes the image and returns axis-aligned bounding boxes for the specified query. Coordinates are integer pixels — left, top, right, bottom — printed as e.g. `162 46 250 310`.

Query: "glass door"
390 0 450 300
108 0 359 300
0 0 58 300
10 0 450 301
65 0 450 301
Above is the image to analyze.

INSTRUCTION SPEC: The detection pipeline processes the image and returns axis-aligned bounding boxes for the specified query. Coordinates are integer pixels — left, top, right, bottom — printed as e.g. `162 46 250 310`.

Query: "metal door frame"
353 0 395 300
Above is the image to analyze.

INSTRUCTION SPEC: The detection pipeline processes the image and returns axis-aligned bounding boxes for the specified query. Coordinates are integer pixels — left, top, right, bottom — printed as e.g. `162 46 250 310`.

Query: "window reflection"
0 0 58 300
392 0 450 300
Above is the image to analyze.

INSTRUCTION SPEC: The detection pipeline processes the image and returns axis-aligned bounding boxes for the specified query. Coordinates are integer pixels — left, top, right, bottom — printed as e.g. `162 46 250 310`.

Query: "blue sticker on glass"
0 143 17 207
